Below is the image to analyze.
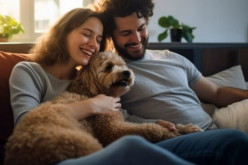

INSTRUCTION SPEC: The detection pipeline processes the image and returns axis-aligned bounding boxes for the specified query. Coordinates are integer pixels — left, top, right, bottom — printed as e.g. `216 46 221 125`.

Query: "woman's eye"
82 33 90 37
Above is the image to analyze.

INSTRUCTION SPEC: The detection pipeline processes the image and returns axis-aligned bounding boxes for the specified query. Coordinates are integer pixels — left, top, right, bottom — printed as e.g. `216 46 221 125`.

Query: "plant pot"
0 34 9 42
170 29 182 42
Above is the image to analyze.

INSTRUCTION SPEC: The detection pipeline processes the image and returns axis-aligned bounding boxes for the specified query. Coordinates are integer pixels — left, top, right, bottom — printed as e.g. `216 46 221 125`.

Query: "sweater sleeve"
9 62 44 126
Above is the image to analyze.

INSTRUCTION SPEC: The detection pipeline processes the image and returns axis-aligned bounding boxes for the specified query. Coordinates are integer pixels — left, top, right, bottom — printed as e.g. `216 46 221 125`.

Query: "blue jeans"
57 129 248 165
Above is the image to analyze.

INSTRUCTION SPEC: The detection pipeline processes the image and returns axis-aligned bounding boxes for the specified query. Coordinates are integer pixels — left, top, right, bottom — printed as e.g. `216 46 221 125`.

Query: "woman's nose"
88 38 98 48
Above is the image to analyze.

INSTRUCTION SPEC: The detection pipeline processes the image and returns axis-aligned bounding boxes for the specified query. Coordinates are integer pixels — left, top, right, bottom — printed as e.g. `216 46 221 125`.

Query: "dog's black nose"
123 70 130 78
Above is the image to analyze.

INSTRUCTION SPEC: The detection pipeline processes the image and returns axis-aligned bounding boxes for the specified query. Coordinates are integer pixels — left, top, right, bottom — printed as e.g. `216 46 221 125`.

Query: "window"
0 0 94 42
0 0 20 21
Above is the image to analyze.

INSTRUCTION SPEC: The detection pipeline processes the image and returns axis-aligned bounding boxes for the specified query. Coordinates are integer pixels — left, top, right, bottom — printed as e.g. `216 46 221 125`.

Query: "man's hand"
156 120 176 131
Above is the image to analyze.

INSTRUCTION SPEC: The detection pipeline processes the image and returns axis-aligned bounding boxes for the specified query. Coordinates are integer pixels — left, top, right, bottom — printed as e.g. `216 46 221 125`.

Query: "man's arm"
120 109 176 131
191 76 248 108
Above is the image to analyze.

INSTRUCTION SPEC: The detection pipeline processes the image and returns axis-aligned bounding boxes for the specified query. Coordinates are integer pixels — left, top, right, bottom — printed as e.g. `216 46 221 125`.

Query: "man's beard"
113 37 148 60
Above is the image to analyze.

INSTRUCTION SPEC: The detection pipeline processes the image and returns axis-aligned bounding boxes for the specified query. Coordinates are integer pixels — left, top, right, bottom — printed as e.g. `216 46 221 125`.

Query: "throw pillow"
201 65 247 116
201 65 248 133
207 65 247 90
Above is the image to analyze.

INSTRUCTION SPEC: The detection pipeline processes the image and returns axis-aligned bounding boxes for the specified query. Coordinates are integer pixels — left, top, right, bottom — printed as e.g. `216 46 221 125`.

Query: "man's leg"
156 129 248 165
57 136 195 165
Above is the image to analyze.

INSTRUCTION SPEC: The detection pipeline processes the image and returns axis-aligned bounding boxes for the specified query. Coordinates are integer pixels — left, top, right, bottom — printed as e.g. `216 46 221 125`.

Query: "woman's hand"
90 94 121 115
68 94 121 120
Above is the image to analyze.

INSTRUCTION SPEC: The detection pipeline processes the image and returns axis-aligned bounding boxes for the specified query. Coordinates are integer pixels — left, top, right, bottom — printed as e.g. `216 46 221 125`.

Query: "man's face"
112 12 148 60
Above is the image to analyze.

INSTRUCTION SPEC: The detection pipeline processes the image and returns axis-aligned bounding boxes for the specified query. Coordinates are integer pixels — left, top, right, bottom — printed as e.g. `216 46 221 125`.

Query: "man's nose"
131 31 141 43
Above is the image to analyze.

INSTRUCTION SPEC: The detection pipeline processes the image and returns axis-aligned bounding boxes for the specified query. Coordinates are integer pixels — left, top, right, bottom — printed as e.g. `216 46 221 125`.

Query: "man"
69 0 248 164
92 0 248 133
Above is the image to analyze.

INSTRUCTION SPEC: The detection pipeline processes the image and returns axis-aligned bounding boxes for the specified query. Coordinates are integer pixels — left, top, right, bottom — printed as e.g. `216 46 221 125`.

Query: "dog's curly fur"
4 51 202 165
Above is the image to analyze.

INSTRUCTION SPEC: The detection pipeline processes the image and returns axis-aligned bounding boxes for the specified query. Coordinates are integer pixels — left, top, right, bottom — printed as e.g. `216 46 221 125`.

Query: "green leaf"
158 17 170 28
168 16 180 29
0 15 5 24
183 32 194 43
0 14 25 39
181 24 196 42
157 15 196 42
158 30 168 42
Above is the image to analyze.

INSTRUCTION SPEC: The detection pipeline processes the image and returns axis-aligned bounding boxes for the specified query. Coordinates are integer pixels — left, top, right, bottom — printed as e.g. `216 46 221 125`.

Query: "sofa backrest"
0 51 28 164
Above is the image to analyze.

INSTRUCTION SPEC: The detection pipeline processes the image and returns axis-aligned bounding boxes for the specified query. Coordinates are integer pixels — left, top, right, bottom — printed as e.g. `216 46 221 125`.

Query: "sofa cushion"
0 51 28 163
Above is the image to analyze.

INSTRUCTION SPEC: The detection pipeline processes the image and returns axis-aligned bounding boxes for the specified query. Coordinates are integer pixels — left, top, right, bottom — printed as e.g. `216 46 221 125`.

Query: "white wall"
148 0 248 43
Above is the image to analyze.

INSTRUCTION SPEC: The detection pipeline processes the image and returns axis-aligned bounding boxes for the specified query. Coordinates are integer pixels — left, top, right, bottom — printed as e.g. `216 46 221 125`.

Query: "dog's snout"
123 70 130 78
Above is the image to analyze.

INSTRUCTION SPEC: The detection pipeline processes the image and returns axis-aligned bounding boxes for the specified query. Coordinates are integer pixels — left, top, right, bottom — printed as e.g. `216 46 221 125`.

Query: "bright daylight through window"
0 0 92 42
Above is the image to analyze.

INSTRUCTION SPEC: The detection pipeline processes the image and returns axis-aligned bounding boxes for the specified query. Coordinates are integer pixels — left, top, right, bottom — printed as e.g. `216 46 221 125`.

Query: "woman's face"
66 17 103 66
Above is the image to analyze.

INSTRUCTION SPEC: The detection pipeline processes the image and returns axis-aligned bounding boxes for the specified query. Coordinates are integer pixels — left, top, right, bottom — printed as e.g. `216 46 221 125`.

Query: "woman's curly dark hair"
90 0 154 38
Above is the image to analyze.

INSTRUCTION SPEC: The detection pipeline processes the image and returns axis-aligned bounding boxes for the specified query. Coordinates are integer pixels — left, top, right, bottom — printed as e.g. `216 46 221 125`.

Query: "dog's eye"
105 64 113 71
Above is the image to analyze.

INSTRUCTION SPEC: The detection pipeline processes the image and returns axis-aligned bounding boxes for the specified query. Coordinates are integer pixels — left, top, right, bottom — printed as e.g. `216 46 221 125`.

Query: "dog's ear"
69 66 98 96
80 65 100 96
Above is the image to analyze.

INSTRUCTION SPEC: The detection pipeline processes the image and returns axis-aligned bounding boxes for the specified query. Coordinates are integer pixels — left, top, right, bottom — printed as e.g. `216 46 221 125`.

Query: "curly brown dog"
4 51 202 165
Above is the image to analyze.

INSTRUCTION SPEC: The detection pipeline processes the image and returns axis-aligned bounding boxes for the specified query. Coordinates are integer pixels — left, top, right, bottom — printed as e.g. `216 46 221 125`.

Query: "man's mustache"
124 43 139 47
124 38 145 48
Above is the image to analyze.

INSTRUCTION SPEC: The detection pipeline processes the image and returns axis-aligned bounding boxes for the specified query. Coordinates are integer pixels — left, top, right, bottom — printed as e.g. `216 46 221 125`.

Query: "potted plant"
0 14 25 42
158 15 196 43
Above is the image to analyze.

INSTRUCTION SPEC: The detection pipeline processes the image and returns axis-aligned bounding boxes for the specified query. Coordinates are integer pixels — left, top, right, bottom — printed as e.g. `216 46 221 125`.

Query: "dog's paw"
161 131 180 140
176 124 202 134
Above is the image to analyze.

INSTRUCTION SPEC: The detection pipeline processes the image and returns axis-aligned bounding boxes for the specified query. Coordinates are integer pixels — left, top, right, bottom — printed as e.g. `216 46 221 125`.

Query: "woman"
8 8 195 165
10 8 120 126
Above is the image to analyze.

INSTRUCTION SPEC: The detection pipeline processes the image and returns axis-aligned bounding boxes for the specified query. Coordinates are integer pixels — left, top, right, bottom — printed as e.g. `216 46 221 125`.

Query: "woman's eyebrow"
82 28 93 32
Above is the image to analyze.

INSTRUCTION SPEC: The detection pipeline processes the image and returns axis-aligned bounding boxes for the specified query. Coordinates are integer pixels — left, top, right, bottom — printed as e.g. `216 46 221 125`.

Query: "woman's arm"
10 62 122 125
9 62 44 125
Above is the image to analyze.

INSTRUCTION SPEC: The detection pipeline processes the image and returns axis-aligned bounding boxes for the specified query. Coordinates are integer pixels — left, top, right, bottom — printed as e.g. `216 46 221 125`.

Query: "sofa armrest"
0 51 28 164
